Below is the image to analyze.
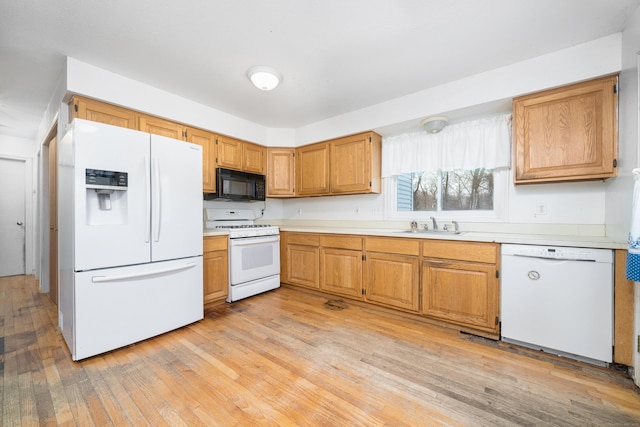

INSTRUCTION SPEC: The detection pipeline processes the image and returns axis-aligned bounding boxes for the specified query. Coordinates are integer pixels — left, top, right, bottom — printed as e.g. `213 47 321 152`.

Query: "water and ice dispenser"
85 169 128 224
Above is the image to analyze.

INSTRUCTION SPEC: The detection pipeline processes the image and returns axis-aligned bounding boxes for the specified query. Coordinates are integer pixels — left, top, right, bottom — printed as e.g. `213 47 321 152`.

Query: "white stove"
204 208 280 302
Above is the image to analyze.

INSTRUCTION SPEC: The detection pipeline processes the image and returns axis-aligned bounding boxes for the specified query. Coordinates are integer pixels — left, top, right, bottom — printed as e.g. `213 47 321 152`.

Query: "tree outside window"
398 168 494 212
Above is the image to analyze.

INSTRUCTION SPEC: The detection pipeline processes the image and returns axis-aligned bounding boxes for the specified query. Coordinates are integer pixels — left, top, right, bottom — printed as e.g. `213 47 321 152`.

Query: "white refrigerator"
58 119 203 361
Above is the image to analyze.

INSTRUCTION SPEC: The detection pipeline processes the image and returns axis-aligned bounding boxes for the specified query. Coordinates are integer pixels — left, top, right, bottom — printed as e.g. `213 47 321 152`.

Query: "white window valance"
381 114 512 178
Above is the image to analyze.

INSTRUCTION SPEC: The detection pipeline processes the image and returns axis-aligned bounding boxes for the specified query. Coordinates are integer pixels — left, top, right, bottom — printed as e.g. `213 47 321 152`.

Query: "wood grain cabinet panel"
186 127 216 193
243 143 266 174
320 247 363 298
330 132 381 194
365 252 420 312
203 236 228 305
69 96 138 129
513 74 618 183
267 148 295 197
295 142 330 196
216 135 244 170
138 114 186 140
422 260 498 332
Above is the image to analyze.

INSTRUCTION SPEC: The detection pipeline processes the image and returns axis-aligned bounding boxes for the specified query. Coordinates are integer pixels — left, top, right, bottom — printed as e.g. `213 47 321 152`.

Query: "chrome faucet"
452 220 459 233
430 216 438 230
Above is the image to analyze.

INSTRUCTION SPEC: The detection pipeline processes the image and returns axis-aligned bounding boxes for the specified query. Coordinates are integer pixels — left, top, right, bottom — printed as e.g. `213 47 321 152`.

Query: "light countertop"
276 226 627 250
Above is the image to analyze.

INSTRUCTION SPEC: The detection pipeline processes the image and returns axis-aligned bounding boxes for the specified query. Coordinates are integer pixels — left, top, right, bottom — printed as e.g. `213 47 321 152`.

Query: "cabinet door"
267 148 295 197
422 260 498 332
296 142 330 196
513 74 618 183
286 244 319 288
330 132 381 194
243 143 266 174
216 135 243 170
365 253 419 312
69 96 138 129
320 248 363 298
139 115 185 140
203 249 228 304
187 127 217 193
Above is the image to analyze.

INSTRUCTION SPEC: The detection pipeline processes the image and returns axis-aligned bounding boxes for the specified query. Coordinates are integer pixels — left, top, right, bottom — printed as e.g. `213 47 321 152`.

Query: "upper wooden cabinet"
295 131 382 197
216 135 265 174
513 74 618 184
138 114 186 140
296 142 330 196
330 132 381 194
186 127 217 193
69 96 137 129
216 135 243 170
267 148 295 197
243 143 266 174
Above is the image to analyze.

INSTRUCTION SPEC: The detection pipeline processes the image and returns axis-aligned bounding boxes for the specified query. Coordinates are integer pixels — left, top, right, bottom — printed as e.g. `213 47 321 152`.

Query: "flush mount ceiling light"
421 116 449 133
247 66 282 91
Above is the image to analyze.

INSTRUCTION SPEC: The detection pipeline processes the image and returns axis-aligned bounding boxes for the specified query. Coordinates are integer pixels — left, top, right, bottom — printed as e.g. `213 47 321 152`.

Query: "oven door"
229 235 280 286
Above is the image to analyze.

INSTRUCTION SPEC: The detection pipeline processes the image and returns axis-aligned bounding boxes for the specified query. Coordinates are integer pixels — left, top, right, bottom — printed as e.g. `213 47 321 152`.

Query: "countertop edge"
277 226 627 250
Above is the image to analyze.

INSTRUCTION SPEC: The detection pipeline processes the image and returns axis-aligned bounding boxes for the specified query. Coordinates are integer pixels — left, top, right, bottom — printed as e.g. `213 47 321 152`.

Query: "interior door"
150 134 202 262
0 157 26 276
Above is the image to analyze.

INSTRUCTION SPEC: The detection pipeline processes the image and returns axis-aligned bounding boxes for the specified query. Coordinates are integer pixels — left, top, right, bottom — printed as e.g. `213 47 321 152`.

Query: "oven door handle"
230 235 280 246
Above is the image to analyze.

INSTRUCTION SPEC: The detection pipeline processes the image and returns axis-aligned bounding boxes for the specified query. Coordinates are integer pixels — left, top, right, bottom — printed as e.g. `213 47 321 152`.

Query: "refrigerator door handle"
144 156 151 243
91 262 197 283
152 156 161 242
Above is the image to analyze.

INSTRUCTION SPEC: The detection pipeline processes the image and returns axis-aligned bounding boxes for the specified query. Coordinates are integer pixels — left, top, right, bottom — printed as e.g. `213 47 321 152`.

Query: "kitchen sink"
394 229 466 236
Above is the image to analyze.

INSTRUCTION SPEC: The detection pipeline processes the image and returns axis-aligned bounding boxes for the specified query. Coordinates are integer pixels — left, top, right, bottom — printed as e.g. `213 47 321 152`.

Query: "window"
398 168 494 212
382 114 511 221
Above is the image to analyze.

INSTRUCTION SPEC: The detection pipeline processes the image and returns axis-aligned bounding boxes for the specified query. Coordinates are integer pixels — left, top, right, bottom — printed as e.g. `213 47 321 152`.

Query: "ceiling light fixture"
421 116 449 133
247 66 282 91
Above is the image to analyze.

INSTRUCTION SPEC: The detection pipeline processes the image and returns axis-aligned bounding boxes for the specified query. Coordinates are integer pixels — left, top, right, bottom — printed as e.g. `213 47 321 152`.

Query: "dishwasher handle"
509 253 597 262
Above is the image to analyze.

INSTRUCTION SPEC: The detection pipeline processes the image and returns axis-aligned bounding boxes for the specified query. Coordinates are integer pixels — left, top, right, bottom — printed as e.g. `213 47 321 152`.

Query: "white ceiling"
1 0 638 140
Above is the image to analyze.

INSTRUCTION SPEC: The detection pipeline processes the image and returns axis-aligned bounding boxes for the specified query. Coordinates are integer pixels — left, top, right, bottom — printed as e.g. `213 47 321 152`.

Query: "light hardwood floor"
2 274 639 426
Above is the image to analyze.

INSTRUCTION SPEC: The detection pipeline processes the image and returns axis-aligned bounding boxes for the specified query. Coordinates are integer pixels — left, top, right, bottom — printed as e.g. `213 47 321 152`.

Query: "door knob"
17 221 24 226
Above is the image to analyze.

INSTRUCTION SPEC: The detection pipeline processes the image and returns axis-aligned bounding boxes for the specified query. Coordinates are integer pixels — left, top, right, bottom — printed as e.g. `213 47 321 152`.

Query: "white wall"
284 35 620 231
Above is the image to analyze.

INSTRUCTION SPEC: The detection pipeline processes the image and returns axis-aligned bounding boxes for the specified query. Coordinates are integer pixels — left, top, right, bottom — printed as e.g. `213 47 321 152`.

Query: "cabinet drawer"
287 232 320 246
320 235 363 250
204 236 227 252
365 237 420 256
422 240 497 264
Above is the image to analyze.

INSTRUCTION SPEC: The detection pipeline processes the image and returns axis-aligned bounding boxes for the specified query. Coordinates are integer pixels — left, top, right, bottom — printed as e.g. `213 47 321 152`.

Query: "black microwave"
205 167 266 201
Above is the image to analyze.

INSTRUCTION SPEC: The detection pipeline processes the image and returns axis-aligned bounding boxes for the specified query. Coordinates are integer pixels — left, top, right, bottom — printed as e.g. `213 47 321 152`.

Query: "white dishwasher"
501 244 613 366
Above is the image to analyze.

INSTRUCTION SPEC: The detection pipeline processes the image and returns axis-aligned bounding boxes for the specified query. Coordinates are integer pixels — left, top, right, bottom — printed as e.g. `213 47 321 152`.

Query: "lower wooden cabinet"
203 236 228 305
422 240 500 334
281 231 499 337
319 235 364 298
422 260 498 332
285 233 320 289
365 252 420 312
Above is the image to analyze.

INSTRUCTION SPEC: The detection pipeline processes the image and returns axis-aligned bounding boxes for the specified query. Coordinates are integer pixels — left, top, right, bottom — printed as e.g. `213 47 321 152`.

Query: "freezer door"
72 120 151 270
150 134 203 261
71 257 203 360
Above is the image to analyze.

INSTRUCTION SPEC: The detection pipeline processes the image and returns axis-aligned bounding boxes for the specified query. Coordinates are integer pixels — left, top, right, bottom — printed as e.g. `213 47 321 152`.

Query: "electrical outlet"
535 203 547 216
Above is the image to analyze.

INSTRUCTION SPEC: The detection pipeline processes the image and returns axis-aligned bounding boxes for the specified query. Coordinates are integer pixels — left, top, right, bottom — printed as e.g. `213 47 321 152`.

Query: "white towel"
627 168 640 281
